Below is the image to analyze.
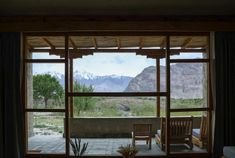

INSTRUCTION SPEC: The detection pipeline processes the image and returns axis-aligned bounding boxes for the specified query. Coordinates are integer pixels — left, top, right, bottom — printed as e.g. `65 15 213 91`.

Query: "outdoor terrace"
29 135 206 156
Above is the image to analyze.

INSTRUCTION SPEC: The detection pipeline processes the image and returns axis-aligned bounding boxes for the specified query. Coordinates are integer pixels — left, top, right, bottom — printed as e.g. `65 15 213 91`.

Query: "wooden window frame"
23 32 212 158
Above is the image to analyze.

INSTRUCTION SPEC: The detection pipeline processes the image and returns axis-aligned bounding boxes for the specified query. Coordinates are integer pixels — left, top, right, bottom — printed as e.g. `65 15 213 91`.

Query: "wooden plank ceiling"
26 36 207 59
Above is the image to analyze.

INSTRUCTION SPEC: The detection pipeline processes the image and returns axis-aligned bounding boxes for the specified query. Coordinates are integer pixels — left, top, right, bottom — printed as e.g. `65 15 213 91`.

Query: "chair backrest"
200 115 208 139
160 117 193 139
133 124 152 136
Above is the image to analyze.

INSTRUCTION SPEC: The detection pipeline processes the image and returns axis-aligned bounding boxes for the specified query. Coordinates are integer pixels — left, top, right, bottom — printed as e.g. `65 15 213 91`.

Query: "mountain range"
48 71 133 92
47 63 205 98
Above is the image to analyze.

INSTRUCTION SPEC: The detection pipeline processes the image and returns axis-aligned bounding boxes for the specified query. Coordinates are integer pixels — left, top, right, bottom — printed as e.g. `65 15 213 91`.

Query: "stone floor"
28 135 206 156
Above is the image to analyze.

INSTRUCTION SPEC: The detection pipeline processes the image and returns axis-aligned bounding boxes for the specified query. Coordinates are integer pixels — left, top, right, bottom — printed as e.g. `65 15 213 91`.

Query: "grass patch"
33 114 63 133
75 98 204 117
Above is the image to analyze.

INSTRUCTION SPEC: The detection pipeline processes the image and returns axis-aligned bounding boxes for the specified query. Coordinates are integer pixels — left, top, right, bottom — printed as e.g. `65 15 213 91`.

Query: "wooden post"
165 35 171 155
22 35 27 155
70 58 74 118
207 35 212 154
65 34 70 156
156 58 160 117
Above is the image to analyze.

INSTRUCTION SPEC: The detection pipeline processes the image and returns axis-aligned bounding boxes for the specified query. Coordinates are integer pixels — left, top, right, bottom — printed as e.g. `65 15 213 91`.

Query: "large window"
23 33 212 157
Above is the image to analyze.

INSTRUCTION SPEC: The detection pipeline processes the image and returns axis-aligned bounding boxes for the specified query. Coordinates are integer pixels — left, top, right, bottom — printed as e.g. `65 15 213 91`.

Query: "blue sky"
33 53 155 77
32 52 202 77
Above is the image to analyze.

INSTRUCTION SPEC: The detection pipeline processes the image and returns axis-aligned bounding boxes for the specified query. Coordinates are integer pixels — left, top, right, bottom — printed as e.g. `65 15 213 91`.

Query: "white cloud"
73 53 155 77
32 63 65 75
33 53 62 59
31 52 201 77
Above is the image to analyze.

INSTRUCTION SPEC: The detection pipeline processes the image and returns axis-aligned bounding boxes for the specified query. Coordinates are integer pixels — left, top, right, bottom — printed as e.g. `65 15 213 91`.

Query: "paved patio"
28 135 206 156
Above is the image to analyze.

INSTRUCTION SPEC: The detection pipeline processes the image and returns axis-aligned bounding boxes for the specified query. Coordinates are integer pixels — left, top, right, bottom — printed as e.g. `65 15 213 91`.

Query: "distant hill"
125 64 205 99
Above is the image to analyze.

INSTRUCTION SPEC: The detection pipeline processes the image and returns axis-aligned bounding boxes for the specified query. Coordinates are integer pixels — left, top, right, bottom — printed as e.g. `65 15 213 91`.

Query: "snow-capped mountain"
74 70 97 80
46 71 133 92
73 72 133 92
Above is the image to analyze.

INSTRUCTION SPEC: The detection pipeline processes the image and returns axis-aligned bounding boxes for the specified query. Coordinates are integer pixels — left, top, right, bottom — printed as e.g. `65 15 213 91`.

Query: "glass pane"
29 53 65 59
159 58 167 92
26 63 65 109
69 96 167 156
72 53 156 92
27 112 65 154
169 111 209 153
69 96 166 156
170 53 208 59
26 36 65 59
71 97 157 117
170 63 208 109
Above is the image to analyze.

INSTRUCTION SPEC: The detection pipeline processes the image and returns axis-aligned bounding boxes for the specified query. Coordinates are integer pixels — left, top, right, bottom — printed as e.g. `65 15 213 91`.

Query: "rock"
125 64 205 99
117 104 130 111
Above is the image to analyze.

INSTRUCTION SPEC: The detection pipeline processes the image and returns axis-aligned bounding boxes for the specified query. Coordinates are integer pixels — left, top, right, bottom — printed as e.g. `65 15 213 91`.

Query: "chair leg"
199 141 203 148
161 144 165 151
190 143 193 150
190 138 193 150
149 138 152 149
187 141 193 150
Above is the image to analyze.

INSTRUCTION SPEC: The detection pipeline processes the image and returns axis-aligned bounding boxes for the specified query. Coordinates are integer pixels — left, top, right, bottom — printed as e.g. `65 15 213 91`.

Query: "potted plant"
117 144 138 158
70 138 88 157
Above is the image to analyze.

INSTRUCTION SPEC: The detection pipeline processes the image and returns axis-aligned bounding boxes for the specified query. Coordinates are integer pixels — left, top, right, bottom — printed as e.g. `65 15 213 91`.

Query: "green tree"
73 81 95 115
33 74 64 108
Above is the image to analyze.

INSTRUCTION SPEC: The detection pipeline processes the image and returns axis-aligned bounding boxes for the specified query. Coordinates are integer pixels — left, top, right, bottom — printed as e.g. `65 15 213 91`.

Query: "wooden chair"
192 116 208 148
155 117 193 150
132 124 152 149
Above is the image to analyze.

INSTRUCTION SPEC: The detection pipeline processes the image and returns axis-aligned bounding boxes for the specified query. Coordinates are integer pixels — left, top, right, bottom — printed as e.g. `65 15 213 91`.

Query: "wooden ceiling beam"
29 48 206 53
116 37 121 49
69 38 77 49
31 48 202 59
57 51 93 58
92 37 98 49
136 51 180 59
135 51 167 58
199 43 209 49
25 42 33 50
160 38 165 49
181 37 192 49
70 52 94 58
139 37 143 49
42 37 55 49
1 16 235 32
